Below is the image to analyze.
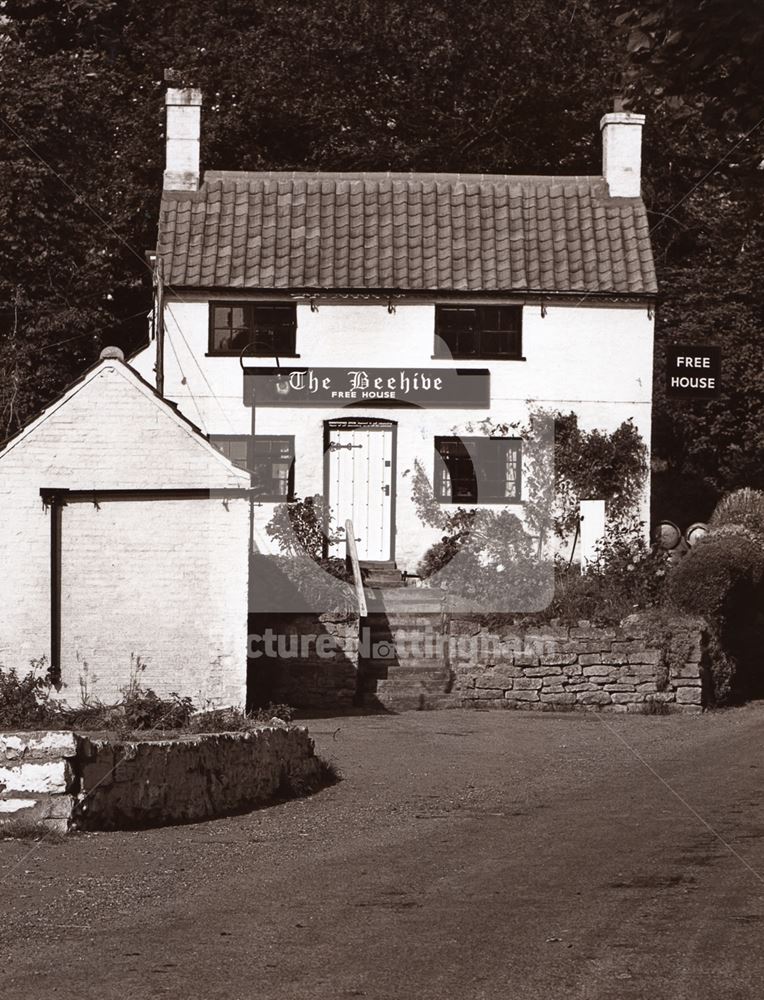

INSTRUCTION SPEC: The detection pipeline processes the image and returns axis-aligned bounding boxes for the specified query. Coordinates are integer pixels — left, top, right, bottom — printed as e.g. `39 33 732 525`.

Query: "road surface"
1 706 763 999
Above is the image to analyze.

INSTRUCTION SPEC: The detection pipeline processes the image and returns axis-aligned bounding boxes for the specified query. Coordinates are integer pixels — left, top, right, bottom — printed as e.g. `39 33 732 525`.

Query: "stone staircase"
359 560 405 588
357 586 452 711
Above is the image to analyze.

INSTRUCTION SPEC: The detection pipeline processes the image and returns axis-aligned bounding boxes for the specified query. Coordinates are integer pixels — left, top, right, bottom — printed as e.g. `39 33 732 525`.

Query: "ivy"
552 412 648 538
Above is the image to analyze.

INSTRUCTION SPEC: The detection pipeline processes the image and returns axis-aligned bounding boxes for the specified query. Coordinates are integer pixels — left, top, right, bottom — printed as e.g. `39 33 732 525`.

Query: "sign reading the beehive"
243 367 491 408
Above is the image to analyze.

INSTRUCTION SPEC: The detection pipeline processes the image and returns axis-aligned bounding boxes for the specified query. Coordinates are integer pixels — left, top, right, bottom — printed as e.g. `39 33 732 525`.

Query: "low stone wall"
251 611 359 710
0 731 77 832
0 722 322 833
448 613 707 712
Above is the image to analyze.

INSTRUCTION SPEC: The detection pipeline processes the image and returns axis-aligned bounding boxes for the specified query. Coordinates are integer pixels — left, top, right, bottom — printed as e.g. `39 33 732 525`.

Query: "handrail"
345 519 368 618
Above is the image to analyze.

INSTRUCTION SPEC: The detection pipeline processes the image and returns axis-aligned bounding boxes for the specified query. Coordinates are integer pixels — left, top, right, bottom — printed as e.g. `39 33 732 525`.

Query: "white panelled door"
327 421 394 561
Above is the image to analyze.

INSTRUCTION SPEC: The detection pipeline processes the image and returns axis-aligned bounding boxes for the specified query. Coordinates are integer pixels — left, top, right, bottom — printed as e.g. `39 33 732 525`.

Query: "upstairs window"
209 302 297 356
435 436 521 504
434 305 522 360
210 434 294 500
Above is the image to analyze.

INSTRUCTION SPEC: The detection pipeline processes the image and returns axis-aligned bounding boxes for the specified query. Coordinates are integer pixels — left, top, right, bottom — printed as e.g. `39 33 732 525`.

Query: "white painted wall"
0 363 250 707
132 293 654 571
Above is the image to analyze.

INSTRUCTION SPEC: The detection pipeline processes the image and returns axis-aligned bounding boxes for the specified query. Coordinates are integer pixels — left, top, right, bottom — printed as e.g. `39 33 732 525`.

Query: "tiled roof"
158 171 657 296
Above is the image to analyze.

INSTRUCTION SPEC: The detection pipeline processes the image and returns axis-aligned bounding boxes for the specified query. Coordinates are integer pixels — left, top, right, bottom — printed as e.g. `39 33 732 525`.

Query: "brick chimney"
164 87 202 191
600 111 645 198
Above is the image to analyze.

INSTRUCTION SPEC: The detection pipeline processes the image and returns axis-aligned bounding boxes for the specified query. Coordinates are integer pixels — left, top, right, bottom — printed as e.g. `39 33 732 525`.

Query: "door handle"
382 485 390 496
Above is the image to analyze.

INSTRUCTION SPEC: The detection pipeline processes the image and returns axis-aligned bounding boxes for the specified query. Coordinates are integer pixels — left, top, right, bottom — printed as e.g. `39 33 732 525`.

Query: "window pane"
476 439 520 500
505 446 520 498
228 440 249 467
435 307 478 358
252 436 294 498
210 436 249 472
211 435 294 498
480 330 509 356
435 305 521 359
211 302 296 354
436 437 520 503
436 438 477 502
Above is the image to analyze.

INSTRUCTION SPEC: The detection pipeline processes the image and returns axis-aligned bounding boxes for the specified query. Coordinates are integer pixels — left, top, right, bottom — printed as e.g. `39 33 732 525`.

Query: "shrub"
553 413 648 538
266 494 333 559
121 689 194 730
188 702 295 733
316 557 354 583
254 702 294 723
668 529 764 704
417 508 476 579
0 657 294 736
540 523 670 624
0 660 57 728
703 629 737 707
668 529 764 624
60 701 124 732
709 488 764 541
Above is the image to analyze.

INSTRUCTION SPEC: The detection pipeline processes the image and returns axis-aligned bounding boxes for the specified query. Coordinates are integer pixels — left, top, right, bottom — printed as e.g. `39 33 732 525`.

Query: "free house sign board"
243 367 491 408
666 346 721 399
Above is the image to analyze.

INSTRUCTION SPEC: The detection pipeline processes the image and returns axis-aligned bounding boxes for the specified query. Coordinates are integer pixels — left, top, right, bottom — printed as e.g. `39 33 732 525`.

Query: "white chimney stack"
164 87 202 191
600 111 645 198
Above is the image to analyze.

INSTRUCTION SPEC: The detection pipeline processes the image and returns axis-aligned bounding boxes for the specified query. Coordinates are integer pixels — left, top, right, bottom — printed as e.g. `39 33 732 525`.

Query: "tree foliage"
0 0 760 512
614 0 764 507
0 0 617 437
614 0 764 133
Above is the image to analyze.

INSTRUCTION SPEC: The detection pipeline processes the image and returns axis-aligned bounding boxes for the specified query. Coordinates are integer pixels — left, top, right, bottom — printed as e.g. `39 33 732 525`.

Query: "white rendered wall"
132 294 654 571
0 364 250 707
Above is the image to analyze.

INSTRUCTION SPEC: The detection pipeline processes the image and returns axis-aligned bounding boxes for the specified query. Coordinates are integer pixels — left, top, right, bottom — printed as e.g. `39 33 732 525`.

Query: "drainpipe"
155 255 165 397
48 494 64 685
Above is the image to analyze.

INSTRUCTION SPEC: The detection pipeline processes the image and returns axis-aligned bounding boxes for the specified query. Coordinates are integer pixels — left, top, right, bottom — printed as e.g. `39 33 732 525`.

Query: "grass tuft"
279 756 342 798
640 698 674 716
0 817 67 843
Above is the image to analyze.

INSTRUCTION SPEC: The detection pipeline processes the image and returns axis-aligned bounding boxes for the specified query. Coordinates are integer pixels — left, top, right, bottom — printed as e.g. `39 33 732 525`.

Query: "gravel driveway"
1 706 763 999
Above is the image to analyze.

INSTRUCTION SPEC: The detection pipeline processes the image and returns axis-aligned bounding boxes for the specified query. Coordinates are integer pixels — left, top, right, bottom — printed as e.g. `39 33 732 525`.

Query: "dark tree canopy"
0 0 761 509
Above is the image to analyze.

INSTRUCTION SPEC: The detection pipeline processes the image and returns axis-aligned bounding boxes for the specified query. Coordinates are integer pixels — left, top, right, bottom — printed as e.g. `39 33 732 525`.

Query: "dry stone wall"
447 613 706 712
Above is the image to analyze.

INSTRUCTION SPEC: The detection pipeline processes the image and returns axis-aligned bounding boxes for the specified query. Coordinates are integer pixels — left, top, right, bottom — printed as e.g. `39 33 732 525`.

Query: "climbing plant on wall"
412 409 648 578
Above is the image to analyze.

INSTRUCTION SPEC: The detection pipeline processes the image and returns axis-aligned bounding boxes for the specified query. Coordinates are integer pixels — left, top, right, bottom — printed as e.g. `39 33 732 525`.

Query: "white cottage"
0 352 251 706
132 89 657 574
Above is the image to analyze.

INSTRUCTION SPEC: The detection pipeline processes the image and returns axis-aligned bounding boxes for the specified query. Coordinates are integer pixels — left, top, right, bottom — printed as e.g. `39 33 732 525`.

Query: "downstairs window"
435 436 521 504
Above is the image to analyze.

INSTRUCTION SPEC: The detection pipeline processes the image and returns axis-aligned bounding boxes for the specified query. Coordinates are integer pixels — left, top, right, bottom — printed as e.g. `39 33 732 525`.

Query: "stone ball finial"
99 346 125 361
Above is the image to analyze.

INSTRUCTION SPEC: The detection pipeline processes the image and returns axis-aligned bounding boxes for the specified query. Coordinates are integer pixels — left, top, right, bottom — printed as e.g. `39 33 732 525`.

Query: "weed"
0 659 56 728
0 817 66 842
279 755 342 798
641 698 673 716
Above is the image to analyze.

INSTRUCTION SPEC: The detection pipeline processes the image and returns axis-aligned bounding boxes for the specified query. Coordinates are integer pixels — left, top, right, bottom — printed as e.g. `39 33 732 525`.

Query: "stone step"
361 566 406 588
366 594 444 613
360 637 446 656
363 613 444 629
359 653 447 667
359 662 447 681
358 686 455 711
